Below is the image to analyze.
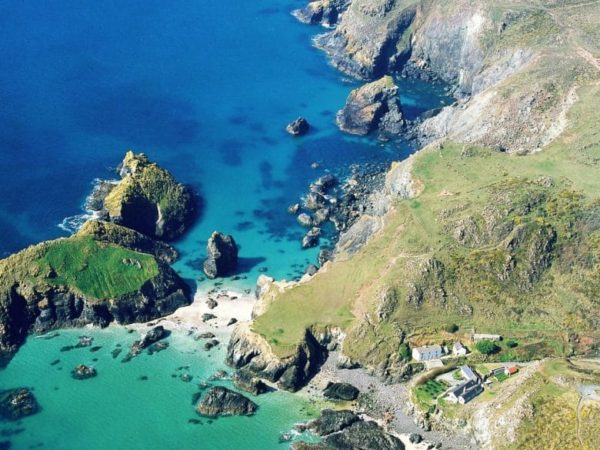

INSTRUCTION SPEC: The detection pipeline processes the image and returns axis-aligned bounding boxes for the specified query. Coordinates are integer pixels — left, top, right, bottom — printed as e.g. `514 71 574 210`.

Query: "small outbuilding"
452 341 468 356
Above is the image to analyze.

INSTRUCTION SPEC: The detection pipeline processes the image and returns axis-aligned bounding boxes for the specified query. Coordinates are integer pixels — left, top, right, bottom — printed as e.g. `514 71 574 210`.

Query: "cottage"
452 342 468 356
473 333 502 342
412 345 443 362
505 366 518 376
446 379 483 404
460 365 479 382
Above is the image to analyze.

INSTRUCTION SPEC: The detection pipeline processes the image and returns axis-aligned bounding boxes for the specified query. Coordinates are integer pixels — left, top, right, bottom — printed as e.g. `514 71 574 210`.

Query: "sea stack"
336 76 404 135
286 117 310 136
203 231 239 278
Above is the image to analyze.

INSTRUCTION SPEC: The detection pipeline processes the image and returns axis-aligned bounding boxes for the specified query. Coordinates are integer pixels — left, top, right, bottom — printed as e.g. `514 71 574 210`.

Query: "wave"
58 178 119 234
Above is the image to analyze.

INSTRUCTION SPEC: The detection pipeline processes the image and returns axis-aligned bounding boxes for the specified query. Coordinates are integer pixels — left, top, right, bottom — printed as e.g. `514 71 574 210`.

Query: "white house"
452 342 468 356
412 345 443 361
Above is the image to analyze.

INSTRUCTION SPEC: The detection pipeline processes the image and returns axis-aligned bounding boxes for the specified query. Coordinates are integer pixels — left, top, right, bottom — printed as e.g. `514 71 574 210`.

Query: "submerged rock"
323 382 360 401
286 117 310 136
336 76 403 135
0 388 39 420
196 386 258 418
71 364 97 380
203 231 239 279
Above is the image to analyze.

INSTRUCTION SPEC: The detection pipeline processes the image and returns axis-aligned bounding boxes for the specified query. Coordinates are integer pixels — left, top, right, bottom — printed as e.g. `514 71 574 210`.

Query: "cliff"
103 151 196 240
0 220 191 365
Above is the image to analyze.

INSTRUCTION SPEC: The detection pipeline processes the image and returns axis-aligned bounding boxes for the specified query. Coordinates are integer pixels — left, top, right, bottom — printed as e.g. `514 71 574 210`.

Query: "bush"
505 339 519 348
445 323 459 333
476 340 500 355
399 343 411 361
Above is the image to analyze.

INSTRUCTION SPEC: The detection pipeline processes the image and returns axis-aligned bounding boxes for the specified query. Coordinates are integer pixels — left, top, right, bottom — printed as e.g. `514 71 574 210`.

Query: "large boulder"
305 409 360 436
336 76 404 135
0 388 39 420
286 117 310 136
203 231 239 279
196 386 258 417
323 382 360 400
103 151 195 240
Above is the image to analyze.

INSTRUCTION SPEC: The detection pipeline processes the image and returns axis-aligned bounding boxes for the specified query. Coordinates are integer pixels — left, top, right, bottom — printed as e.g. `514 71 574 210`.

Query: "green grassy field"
40 236 159 299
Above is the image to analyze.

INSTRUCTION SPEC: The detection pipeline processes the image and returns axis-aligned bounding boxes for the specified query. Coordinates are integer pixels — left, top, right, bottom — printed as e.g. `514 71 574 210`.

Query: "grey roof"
460 365 478 381
415 345 442 353
448 379 478 397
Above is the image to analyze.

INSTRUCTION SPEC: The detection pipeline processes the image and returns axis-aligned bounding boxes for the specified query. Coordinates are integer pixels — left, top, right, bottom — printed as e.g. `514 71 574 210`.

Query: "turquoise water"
0 328 319 450
0 0 452 448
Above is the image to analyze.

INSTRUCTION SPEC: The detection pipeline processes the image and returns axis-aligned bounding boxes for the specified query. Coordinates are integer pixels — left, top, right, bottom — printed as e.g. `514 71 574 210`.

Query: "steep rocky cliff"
0 220 191 365
103 151 196 240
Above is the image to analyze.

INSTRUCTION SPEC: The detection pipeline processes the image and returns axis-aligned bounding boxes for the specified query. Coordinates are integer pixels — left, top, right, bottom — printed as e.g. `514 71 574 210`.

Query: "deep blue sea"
0 0 450 448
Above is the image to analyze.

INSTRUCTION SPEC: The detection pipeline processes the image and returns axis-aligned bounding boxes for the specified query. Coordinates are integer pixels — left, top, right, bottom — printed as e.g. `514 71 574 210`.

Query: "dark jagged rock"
206 298 218 309
226 324 327 392
103 151 196 240
302 227 321 249
293 414 405 450
318 249 333 266
336 76 403 135
203 231 239 279
196 386 258 418
140 325 167 349
197 332 216 339
0 388 39 420
304 409 359 436
288 203 301 215
409 433 423 444
233 369 268 395
227 318 238 326
286 117 310 136
71 364 97 380
202 313 217 322
293 0 350 27
204 339 220 350
323 382 360 401
305 264 318 276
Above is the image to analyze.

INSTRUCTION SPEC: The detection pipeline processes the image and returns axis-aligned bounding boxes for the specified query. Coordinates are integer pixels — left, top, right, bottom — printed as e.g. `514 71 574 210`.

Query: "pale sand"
126 287 256 341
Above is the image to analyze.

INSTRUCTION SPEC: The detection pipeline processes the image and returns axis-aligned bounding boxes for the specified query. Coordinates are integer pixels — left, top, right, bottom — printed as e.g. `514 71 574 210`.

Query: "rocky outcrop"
293 410 405 450
286 117 310 136
314 0 417 80
195 386 258 417
0 388 39 420
336 76 403 135
103 151 196 240
0 232 191 366
293 0 350 27
233 369 268 395
203 231 239 279
226 323 327 392
78 220 178 263
323 382 360 400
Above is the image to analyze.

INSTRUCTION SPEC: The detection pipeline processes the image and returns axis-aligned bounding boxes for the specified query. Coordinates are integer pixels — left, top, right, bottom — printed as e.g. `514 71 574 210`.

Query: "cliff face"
103 151 196 240
0 222 191 365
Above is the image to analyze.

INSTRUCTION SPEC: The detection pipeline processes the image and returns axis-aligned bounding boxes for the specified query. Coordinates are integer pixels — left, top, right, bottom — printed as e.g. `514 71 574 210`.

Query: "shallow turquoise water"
0 0 451 447
0 328 319 450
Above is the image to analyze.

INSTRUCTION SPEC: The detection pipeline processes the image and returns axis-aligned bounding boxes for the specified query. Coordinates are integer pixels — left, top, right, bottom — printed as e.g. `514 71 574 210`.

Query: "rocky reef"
0 223 191 366
203 231 239 279
71 364 97 380
286 117 311 136
226 323 327 392
336 75 403 135
0 388 39 420
101 151 196 240
195 386 258 417
293 409 405 450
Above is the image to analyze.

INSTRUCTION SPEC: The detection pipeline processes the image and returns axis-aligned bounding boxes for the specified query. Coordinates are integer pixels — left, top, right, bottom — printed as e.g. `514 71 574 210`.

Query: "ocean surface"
0 0 450 448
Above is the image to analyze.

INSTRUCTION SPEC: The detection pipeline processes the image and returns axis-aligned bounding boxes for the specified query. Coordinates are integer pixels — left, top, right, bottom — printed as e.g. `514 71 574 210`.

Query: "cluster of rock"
0 388 39 420
336 76 404 136
123 325 170 361
195 386 258 418
293 409 405 450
